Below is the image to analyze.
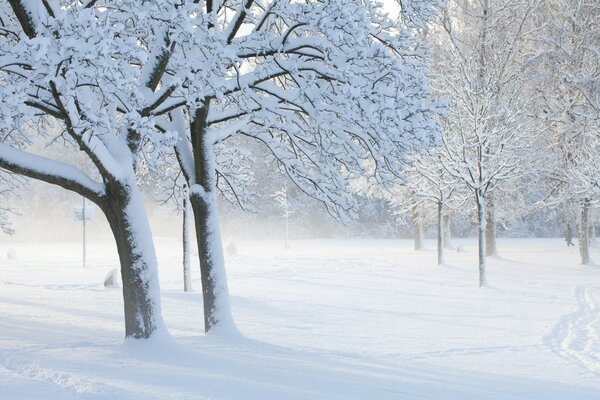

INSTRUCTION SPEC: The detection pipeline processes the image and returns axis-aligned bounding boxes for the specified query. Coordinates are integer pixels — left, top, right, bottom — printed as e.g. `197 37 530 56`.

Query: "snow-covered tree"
431 0 541 286
535 0 600 264
1 0 440 336
0 1 180 338
147 0 442 333
410 149 466 265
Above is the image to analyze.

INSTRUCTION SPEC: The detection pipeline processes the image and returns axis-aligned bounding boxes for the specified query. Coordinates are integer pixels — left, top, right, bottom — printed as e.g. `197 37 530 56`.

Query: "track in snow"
0 350 119 399
546 285 600 374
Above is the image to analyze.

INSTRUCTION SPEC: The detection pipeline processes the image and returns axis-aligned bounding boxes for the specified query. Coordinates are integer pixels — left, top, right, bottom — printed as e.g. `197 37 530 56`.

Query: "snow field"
1 238 600 399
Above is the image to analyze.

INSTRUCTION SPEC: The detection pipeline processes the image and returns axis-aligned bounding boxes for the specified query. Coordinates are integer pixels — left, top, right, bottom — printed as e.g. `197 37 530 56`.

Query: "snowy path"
547 284 600 375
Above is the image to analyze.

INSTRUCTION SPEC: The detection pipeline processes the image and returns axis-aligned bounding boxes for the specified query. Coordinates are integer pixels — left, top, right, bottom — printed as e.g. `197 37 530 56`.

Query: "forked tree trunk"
443 214 453 249
182 193 192 292
477 192 487 287
579 199 591 265
437 201 444 266
102 180 164 339
412 207 424 251
485 196 497 257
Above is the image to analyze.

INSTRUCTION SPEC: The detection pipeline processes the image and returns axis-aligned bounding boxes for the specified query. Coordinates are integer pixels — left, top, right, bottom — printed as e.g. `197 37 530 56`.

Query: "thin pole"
285 203 289 249
182 193 192 291
82 197 86 268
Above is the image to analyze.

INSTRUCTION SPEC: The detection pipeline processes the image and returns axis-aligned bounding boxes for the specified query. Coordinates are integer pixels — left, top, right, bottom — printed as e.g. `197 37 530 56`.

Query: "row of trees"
2 0 599 340
0 0 439 338
374 0 600 286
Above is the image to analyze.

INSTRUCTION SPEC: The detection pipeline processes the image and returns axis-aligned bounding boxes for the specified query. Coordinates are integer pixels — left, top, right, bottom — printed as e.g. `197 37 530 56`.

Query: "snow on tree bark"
477 192 487 287
2 0 442 336
486 196 497 257
443 214 453 250
101 179 164 338
161 0 441 333
412 206 424 251
437 200 445 266
187 121 235 333
182 190 193 292
0 1 181 338
579 199 591 265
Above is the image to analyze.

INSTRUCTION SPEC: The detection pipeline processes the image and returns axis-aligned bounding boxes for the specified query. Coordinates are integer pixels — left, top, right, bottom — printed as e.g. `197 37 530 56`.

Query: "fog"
0 176 402 245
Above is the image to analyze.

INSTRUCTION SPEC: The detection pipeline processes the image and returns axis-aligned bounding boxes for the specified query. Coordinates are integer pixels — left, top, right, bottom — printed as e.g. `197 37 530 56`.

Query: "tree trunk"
437 201 444 266
82 197 86 268
589 209 597 247
579 199 591 265
443 214 453 249
485 196 497 257
183 193 192 292
412 206 424 251
189 189 235 333
477 192 487 287
188 127 235 333
102 180 164 339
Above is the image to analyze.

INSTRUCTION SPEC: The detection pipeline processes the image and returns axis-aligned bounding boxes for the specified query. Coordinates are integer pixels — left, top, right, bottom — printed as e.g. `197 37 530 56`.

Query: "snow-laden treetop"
1 0 441 215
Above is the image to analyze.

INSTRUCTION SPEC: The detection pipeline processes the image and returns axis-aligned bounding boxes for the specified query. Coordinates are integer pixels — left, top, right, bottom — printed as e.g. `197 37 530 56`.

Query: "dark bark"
7 0 37 38
226 0 255 44
0 147 103 204
191 106 217 331
100 181 161 339
146 42 176 93
5 1 163 340
183 194 192 292
186 104 232 333
579 199 591 265
189 191 219 332
1 150 163 338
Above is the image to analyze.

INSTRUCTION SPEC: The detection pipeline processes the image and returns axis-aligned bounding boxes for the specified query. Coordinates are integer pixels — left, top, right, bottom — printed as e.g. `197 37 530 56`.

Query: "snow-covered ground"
1 238 599 399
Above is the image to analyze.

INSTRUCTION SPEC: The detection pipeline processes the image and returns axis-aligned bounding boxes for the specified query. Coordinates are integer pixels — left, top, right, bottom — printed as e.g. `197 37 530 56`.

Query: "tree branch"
7 0 37 38
0 143 105 204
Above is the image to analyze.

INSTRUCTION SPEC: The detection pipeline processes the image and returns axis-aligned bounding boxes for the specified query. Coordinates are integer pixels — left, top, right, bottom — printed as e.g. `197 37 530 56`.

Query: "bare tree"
411 150 467 266
431 0 541 286
536 0 600 264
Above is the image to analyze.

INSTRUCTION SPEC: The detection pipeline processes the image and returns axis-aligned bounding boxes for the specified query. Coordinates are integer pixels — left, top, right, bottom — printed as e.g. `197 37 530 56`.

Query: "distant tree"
0 171 21 235
410 150 467 265
430 0 541 286
536 0 600 264
272 183 292 249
